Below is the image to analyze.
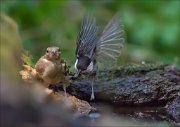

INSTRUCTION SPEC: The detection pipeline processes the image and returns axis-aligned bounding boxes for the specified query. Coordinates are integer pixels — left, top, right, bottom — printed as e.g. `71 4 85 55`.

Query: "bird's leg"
63 85 67 98
55 81 67 98
93 61 99 81
90 76 95 100
90 60 97 100
90 81 95 100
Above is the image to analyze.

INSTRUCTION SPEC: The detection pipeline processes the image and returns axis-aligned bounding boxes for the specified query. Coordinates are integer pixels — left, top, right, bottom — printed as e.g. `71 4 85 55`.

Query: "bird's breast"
41 58 57 71
85 61 93 72
42 58 49 63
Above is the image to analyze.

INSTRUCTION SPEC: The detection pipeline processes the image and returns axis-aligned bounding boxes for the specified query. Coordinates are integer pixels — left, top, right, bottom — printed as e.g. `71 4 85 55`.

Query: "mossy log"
68 63 179 106
67 63 180 123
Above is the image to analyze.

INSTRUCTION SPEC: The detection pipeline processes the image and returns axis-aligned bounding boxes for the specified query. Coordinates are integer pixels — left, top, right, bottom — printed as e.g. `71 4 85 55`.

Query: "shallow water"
82 102 176 127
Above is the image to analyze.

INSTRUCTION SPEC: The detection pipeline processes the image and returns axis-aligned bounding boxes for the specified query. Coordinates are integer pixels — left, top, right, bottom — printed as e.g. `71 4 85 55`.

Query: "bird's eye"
46 50 49 53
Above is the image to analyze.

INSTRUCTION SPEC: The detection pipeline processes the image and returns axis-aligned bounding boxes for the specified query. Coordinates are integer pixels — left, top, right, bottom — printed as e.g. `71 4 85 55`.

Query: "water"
83 102 176 127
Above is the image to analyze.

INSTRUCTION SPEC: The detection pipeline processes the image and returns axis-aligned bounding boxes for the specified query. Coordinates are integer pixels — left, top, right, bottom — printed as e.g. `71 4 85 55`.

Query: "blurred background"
1 1 179 127
1 0 180 67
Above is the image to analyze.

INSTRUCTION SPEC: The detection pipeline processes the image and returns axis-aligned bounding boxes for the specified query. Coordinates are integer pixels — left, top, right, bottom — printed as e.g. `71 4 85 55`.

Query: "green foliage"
1 0 179 66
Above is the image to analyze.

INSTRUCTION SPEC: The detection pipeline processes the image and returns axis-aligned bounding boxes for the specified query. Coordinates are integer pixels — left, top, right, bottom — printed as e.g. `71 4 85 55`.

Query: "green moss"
115 62 166 75
21 50 34 67
97 62 166 79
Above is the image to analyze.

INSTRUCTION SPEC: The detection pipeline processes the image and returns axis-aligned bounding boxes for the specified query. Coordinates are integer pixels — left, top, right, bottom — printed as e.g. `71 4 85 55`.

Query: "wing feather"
96 14 124 66
76 15 98 58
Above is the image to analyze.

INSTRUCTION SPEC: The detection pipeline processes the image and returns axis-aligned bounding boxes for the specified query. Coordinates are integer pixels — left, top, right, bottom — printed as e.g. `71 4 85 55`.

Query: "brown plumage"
35 47 70 96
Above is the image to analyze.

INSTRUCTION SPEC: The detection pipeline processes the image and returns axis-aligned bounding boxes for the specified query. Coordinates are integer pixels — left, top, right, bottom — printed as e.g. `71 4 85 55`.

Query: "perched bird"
74 14 124 100
35 47 70 96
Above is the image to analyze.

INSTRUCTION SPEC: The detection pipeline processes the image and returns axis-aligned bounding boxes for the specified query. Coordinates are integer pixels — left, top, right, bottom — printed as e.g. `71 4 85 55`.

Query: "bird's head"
74 56 91 77
45 47 61 61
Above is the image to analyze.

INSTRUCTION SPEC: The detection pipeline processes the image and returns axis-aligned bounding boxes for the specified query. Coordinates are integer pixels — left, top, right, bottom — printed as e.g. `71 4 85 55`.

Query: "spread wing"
76 15 98 59
95 14 124 66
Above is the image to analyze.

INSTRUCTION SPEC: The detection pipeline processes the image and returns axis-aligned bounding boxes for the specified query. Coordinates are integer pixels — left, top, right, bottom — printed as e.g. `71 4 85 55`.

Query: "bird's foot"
48 84 59 94
63 86 67 99
90 93 95 100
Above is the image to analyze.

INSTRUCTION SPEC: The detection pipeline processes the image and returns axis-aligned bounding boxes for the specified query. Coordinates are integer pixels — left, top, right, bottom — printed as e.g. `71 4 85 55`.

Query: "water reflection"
84 102 173 127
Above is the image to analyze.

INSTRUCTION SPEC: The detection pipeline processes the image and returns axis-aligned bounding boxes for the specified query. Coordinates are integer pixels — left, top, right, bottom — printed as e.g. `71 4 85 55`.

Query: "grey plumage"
76 15 98 59
75 14 124 100
96 14 124 66
76 14 124 68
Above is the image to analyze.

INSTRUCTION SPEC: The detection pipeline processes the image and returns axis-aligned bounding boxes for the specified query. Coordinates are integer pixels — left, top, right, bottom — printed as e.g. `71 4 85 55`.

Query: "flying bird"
74 14 124 100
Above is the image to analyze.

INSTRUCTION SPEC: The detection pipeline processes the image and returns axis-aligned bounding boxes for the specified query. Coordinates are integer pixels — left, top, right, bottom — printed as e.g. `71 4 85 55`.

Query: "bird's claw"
90 93 95 100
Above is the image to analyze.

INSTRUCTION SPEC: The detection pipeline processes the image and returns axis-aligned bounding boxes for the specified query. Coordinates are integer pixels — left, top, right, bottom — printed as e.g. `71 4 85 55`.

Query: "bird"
74 14 124 100
35 46 70 97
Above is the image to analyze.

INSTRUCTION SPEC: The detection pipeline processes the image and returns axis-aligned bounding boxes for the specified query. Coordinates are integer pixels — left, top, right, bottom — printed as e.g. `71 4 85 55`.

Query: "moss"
109 62 166 76
21 50 34 67
89 62 166 82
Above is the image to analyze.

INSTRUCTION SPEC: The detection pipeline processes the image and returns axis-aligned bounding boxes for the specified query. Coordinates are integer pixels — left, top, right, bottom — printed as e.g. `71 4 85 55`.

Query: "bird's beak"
51 50 56 55
74 70 81 78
